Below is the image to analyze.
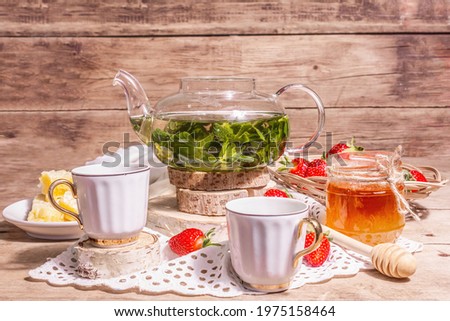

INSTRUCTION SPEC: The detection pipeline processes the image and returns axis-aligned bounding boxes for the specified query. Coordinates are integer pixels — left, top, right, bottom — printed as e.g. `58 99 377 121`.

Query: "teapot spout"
113 70 152 118
113 70 153 145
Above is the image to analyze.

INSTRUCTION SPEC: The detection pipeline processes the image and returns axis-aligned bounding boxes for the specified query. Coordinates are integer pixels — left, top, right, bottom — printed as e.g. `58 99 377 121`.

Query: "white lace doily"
28 194 423 297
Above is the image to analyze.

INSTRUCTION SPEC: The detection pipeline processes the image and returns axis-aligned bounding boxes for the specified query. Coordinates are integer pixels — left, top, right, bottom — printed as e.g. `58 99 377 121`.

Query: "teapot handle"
276 84 325 154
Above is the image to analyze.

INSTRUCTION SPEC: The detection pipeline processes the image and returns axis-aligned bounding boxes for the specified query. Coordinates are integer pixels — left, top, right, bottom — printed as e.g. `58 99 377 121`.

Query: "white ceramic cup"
48 164 150 247
225 197 323 292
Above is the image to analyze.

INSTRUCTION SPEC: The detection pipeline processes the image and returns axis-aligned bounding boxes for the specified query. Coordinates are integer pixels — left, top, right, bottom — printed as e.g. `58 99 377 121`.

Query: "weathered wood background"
1 0 449 211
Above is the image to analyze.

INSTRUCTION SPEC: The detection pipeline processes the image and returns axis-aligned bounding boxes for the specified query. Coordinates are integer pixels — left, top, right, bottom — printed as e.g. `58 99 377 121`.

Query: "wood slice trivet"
147 195 228 241
73 232 160 279
168 168 270 191
176 187 267 216
177 188 246 216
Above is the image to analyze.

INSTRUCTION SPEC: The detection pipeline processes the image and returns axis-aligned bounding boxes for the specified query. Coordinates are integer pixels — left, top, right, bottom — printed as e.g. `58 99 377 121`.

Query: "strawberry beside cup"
169 228 219 256
304 232 330 267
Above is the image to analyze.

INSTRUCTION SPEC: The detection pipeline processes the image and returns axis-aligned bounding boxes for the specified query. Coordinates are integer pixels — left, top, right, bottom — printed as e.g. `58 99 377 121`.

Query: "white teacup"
225 197 323 292
48 164 150 247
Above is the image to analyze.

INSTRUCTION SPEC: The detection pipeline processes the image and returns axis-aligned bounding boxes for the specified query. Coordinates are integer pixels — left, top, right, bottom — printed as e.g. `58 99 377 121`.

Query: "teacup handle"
276 84 325 154
48 179 83 229
293 217 323 268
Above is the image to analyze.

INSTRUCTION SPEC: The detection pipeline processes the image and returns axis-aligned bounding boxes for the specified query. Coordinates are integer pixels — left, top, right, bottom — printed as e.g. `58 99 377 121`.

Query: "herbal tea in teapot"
114 72 325 172
145 112 288 171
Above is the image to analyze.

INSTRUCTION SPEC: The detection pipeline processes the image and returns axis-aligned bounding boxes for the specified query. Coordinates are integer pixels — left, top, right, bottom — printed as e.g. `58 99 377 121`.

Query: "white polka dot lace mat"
28 194 423 298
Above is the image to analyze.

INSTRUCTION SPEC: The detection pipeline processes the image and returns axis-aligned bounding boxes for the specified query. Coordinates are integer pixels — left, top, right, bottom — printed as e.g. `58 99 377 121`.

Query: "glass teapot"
113 70 325 172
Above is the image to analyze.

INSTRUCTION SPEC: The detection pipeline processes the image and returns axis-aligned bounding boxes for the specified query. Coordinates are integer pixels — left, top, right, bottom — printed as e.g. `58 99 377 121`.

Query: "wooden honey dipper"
321 225 417 279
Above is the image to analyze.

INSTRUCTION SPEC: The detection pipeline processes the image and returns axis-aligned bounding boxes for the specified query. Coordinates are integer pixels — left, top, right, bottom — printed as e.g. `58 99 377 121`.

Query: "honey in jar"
325 151 405 246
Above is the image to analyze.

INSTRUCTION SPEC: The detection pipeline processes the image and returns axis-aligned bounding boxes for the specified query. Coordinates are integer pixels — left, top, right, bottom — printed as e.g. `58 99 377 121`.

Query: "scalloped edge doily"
28 194 423 298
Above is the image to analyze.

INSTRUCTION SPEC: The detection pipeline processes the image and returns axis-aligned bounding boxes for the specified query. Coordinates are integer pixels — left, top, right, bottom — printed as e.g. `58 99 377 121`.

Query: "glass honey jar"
325 151 406 246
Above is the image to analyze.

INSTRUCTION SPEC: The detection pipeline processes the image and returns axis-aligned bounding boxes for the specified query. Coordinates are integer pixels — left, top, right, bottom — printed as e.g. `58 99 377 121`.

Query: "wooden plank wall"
1 0 449 210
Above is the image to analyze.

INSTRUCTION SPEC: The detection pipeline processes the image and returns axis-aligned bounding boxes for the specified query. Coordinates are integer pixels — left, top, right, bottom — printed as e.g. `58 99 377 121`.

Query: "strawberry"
404 169 427 192
305 158 327 177
327 143 349 156
326 137 364 158
409 170 427 182
292 157 310 167
308 158 326 168
289 158 309 177
264 188 290 198
304 232 330 267
169 228 217 256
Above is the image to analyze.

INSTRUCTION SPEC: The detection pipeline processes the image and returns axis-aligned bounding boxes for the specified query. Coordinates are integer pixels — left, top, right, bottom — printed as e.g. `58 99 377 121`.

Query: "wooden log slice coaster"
73 232 160 279
177 188 246 216
176 187 268 216
90 235 139 248
148 195 228 242
168 167 270 191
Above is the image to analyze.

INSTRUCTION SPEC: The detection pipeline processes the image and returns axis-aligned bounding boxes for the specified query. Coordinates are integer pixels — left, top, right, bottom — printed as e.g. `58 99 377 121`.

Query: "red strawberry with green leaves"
289 158 309 177
264 188 290 198
405 169 427 182
305 158 327 177
404 169 427 192
169 228 218 256
292 157 309 167
304 232 330 267
326 137 364 158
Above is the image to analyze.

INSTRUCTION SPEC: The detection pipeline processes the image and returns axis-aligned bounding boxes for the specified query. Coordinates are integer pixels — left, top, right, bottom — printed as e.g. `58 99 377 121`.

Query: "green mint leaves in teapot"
113 71 325 172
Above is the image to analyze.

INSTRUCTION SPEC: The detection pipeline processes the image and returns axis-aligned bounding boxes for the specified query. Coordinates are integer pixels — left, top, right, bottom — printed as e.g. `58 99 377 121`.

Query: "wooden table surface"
1 156 449 301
